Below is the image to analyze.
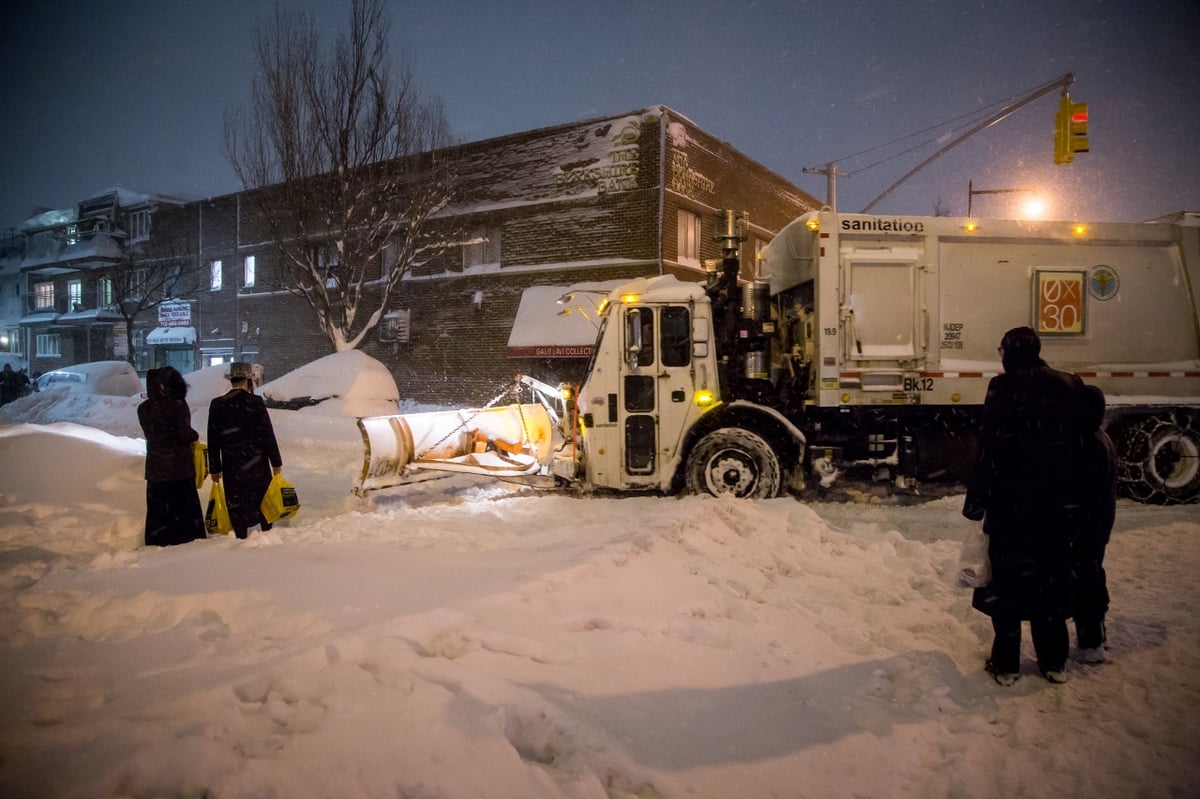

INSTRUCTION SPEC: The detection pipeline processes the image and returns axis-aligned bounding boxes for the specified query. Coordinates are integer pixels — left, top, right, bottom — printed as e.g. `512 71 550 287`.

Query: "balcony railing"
22 229 125 272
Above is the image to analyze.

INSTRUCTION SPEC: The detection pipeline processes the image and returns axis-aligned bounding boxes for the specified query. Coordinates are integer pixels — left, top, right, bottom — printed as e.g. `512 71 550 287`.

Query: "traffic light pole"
860 73 1076 213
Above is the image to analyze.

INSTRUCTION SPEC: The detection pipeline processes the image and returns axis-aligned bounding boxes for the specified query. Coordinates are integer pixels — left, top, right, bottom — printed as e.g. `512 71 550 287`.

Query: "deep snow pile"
0 352 1197 798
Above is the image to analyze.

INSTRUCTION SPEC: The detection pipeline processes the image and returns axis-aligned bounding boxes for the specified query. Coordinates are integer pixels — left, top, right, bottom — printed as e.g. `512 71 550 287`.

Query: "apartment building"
3 108 819 406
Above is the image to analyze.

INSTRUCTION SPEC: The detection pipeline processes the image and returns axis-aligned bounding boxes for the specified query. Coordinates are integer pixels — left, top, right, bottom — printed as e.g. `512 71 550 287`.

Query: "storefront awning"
146 326 196 346
506 283 620 358
19 312 60 325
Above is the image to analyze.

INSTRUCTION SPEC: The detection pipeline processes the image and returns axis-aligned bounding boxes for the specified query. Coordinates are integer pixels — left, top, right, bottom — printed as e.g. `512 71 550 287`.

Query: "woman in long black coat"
138 366 206 547
207 362 282 539
964 327 1087 685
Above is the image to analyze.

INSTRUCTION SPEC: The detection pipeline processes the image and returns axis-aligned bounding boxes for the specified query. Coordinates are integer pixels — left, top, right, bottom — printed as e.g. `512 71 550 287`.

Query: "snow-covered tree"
223 0 456 351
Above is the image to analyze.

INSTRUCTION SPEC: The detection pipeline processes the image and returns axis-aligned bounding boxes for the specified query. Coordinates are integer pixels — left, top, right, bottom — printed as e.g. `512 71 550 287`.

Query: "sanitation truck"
357 209 1200 504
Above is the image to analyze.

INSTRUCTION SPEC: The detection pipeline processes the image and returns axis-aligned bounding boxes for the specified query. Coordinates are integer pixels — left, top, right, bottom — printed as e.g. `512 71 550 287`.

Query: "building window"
97 276 114 307
67 279 83 311
166 264 183 295
678 209 701 266
244 255 256 287
65 224 79 246
130 268 148 299
210 260 223 291
128 210 150 240
311 243 339 272
382 239 397 282
463 226 501 270
5 327 21 356
34 282 54 311
36 333 61 357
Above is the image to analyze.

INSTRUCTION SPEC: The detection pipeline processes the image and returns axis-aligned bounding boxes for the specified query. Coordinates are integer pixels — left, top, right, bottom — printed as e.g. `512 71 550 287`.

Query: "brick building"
5 189 190 378
5 107 819 406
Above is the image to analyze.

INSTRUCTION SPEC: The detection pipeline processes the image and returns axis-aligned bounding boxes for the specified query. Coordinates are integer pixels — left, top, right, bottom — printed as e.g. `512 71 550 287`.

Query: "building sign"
669 150 714 199
506 344 594 359
113 325 128 358
555 120 641 195
158 300 192 327
1035 270 1085 335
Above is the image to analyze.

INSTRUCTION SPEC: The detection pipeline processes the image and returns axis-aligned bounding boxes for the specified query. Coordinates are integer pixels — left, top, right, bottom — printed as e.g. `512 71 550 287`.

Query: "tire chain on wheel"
1116 416 1200 505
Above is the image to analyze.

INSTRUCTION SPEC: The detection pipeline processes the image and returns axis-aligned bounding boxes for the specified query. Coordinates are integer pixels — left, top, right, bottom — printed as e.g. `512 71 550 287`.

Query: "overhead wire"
823 87 1030 176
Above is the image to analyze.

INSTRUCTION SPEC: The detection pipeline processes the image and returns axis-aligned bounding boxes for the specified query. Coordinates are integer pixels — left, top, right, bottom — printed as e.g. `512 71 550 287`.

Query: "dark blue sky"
2 0 1197 230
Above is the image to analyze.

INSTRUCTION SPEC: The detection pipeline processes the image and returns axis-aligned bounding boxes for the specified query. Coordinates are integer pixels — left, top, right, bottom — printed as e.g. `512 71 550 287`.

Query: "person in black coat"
138 366 206 546
1074 384 1117 662
207 362 282 539
963 326 1087 686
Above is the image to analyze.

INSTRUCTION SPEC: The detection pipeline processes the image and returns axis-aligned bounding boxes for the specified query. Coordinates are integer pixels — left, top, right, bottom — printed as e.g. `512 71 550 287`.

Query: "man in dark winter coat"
138 366 206 546
208 362 283 539
964 326 1087 686
1074 384 1117 662
1 363 30 405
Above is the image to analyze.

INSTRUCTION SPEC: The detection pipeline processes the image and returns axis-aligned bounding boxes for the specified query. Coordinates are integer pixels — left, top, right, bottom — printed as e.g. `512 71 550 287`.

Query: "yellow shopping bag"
260 473 300 524
193 442 209 489
205 481 233 536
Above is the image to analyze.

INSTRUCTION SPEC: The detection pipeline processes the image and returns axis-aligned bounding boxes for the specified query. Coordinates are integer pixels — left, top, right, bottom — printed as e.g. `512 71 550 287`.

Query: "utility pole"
801 162 849 211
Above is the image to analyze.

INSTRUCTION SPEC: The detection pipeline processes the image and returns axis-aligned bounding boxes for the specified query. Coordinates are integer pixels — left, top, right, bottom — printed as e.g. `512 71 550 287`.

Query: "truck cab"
560 276 715 492
556 273 807 498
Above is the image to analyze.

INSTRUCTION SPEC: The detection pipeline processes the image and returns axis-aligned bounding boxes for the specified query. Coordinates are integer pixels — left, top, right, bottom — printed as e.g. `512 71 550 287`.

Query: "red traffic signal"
1054 95 1089 165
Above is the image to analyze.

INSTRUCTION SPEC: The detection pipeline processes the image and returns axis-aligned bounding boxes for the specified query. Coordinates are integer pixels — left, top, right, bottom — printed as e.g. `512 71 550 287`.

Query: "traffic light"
1054 95 1089 165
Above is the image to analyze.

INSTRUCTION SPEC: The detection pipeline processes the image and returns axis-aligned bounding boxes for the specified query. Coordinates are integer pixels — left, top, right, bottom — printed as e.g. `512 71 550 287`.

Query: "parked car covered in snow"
34 360 143 397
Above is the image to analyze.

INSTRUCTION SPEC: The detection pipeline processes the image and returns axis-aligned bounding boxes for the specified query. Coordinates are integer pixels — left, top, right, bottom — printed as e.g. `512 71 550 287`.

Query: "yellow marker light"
841 393 851 404
805 217 821 232
964 221 978 232
1072 224 1087 236
560 386 573 401
621 293 639 304
694 389 715 407
951 393 961 403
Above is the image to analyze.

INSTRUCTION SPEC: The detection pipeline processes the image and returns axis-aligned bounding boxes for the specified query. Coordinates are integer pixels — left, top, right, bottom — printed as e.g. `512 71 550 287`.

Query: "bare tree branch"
222 0 456 351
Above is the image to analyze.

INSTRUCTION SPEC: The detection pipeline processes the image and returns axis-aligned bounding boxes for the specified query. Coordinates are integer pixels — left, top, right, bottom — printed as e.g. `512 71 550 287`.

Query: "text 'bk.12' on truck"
358 209 1200 505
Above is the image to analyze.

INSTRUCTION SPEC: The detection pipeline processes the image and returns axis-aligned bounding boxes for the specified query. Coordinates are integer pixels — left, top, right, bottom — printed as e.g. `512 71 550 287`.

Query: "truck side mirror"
625 308 643 368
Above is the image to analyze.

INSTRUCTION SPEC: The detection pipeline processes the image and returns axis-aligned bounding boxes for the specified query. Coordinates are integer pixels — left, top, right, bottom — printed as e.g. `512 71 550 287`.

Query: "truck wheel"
1116 417 1200 504
685 429 781 499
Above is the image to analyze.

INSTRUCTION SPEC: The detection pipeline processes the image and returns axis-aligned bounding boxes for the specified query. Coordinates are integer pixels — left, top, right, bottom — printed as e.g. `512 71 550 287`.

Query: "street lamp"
967 180 1038 217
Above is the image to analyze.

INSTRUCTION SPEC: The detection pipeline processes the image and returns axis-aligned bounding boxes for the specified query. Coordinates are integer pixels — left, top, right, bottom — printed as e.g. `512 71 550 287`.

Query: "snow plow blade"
355 404 554 494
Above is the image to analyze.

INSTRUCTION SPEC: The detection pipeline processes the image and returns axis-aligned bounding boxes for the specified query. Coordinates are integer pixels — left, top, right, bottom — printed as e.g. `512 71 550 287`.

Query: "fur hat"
226 362 257 382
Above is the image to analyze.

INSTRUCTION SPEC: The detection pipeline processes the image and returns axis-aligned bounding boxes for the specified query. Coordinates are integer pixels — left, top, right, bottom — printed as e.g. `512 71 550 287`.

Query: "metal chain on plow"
412 379 531 462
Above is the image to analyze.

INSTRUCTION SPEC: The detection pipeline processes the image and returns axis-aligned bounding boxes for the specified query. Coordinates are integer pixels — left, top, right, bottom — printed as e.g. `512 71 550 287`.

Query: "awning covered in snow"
146 326 196 346
506 282 624 358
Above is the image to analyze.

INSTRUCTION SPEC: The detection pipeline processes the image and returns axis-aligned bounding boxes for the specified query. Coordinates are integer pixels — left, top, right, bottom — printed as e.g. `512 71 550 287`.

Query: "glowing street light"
1021 195 1050 219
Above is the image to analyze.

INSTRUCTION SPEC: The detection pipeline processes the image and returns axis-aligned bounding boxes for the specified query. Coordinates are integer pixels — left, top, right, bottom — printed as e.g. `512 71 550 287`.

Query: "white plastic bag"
956 528 991 588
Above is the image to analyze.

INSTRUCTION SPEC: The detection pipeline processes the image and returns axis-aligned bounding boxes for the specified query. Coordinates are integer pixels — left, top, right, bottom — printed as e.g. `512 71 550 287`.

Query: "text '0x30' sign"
1036 270 1085 334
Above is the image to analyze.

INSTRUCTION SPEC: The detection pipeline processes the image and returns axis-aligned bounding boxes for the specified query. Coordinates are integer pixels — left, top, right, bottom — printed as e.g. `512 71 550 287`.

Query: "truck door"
842 247 925 364
620 305 694 484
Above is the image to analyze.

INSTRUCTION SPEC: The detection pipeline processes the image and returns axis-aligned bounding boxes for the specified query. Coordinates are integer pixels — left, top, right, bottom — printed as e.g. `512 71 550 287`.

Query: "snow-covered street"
0 357 1197 798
